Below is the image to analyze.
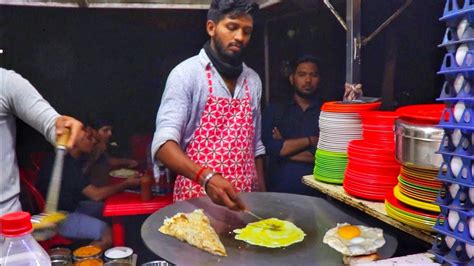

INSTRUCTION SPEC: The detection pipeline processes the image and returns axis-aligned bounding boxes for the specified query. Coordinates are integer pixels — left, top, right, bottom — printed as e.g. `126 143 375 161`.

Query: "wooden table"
302 175 436 243
103 192 173 246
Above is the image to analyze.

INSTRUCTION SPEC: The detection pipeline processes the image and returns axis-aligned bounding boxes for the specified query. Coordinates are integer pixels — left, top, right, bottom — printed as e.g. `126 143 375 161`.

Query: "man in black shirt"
39 128 140 250
262 55 323 195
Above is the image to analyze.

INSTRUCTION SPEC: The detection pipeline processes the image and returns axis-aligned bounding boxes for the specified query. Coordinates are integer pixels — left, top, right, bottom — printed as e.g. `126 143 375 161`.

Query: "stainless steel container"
395 118 444 170
141 261 170 266
49 247 72 266
104 247 133 263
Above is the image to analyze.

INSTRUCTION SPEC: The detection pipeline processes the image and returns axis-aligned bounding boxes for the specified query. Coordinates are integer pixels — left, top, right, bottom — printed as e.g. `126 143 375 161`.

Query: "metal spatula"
244 209 264 221
244 209 283 230
31 129 70 231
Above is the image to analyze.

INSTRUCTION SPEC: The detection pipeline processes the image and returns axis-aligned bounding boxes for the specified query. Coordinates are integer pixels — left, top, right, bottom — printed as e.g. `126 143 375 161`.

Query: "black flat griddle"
141 192 397 266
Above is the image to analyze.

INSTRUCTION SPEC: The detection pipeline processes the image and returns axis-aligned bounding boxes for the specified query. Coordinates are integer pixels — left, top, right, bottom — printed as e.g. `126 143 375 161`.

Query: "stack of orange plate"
321 101 382 113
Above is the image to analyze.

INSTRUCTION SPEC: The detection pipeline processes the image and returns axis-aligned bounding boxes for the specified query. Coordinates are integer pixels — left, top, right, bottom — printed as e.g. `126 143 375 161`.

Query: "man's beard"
213 35 243 64
294 87 316 99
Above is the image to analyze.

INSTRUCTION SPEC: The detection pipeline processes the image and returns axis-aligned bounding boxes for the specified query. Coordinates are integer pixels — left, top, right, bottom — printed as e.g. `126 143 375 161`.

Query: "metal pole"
264 21 270 105
346 0 361 84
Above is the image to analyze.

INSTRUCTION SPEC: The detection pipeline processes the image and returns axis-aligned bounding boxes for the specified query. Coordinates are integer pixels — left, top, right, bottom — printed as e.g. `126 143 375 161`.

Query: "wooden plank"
302 175 435 243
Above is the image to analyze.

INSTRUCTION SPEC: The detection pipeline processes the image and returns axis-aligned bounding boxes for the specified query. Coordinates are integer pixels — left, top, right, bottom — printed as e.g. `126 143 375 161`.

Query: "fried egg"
233 218 305 248
323 223 385 256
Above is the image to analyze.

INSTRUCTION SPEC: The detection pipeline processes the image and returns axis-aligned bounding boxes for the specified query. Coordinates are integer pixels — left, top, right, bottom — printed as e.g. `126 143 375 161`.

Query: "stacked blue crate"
432 1 474 265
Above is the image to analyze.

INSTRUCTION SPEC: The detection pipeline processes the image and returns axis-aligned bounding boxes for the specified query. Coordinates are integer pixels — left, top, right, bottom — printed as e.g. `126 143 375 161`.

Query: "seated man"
262 55 323 196
38 127 140 250
82 118 138 186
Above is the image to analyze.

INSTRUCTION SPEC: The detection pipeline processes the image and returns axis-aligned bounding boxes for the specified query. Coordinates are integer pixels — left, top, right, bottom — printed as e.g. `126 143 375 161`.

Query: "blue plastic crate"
438 104 474 130
434 204 474 245
437 130 474 157
439 27 474 49
441 0 474 26
439 52 474 74
437 182 474 208
438 78 474 100
431 234 474 265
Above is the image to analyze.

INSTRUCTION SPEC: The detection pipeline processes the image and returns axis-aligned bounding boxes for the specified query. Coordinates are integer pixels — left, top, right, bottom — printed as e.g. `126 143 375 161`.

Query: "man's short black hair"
291 55 321 74
207 0 259 23
86 117 113 130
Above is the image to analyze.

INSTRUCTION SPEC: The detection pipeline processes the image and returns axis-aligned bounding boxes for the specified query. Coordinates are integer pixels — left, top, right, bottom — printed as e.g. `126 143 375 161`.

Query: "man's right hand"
55 115 83 149
205 174 246 211
125 176 141 187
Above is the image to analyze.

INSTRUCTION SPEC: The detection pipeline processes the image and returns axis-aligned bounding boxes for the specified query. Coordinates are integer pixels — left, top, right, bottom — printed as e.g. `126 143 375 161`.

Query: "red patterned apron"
173 64 257 201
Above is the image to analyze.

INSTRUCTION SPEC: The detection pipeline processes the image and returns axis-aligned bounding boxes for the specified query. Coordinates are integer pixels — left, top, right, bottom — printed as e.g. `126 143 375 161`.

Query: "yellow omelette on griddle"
233 218 306 248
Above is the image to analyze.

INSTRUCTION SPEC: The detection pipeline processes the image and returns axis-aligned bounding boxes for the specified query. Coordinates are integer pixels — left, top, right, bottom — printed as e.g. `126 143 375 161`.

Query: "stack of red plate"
344 140 400 200
360 111 399 150
343 111 400 200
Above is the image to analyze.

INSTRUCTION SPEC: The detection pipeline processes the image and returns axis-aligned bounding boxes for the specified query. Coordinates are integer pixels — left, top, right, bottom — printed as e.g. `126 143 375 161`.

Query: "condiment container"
141 172 153 201
49 247 73 265
74 258 103 266
104 246 133 262
73 245 102 262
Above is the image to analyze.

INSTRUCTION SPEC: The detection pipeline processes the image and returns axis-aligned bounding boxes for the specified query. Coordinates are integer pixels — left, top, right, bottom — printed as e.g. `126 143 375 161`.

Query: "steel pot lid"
395 118 444 141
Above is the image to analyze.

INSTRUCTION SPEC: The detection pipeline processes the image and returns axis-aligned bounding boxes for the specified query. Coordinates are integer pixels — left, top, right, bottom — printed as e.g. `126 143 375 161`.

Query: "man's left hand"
272 127 283 140
55 115 83 149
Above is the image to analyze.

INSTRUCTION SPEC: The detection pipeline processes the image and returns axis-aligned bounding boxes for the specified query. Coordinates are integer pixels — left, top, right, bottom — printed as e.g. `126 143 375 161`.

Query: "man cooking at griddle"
151 0 265 211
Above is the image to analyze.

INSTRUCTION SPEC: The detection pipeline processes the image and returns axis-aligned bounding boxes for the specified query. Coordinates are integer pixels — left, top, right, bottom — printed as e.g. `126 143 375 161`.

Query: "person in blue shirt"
262 55 323 195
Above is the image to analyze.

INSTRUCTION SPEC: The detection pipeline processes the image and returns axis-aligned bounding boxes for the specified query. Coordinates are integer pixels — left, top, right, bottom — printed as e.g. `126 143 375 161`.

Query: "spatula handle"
56 128 71 148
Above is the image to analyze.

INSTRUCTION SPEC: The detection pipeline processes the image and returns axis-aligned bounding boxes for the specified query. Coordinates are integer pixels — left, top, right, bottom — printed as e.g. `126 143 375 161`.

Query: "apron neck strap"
205 64 250 98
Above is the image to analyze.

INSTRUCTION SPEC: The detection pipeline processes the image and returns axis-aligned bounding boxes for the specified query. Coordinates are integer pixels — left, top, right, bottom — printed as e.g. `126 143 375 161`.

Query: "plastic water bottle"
0 211 51 266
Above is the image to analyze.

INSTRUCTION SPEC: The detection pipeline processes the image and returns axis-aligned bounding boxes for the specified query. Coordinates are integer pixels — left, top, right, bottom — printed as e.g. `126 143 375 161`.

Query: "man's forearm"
83 181 130 201
156 140 202 182
289 151 315 163
280 136 317 157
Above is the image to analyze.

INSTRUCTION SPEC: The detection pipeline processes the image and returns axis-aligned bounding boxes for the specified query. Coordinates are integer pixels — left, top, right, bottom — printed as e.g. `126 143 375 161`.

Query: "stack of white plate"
318 111 363 153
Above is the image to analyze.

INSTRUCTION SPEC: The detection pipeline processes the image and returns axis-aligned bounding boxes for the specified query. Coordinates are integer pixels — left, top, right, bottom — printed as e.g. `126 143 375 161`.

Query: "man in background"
262 55 322 195
82 118 138 186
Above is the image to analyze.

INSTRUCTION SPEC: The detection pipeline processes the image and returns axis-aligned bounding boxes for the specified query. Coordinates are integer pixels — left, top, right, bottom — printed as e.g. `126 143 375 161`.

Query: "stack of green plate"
313 149 348 184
